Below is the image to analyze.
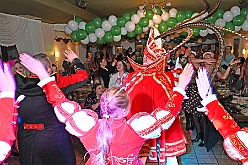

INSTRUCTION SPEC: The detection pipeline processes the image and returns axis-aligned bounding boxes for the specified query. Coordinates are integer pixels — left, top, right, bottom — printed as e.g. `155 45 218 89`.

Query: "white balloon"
143 26 149 32
121 27 127 35
68 20 78 31
201 12 208 19
215 18 226 27
242 20 248 31
78 22 86 30
88 33 97 43
125 21 135 32
231 6 240 17
131 14 140 24
148 20 154 27
223 11 234 22
137 9 146 18
200 29 208 37
207 28 214 34
81 36 89 44
64 25 72 34
114 35 121 42
189 13 200 23
162 12 170 21
235 26 242 32
169 8 177 18
153 14 162 24
108 15 117 26
102 20 112 31
95 28 105 38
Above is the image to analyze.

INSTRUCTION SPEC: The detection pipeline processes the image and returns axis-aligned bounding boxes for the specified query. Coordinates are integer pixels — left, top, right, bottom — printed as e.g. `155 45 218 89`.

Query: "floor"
5 121 242 165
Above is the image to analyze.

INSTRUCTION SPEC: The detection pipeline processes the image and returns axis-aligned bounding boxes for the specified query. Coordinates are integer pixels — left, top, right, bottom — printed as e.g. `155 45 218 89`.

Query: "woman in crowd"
84 83 104 118
20 53 194 165
12 60 26 76
108 61 128 88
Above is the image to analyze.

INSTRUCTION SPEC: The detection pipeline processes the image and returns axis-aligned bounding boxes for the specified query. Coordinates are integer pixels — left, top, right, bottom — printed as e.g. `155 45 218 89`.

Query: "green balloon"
164 8 169 12
75 16 82 24
92 18 102 28
233 15 246 26
130 11 136 16
85 22 96 34
145 10 154 20
117 17 126 27
181 32 188 37
241 8 248 17
102 18 107 21
167 17 178 28
185 10 193 19
155 6 162 15
76 29 87 40
139 17 149 27
192 28 200 37
70 31 79 42
158 21 168 33
176 11 186 23
134 24 143 35
207 15 217 24
97 37 105 44
173 37 179 43
111 25 121 36
224 22 235 34
127 31 136 38
122 12 131 22
215 8 225 19
104 31 113 43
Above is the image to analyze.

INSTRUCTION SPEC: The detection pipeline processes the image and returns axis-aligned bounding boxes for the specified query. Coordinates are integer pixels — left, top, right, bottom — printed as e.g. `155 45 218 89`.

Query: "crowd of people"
0 27 248 165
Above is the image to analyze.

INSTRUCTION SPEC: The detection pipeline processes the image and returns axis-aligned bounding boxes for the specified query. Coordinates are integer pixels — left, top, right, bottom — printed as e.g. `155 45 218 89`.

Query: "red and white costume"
201 94 248 165
123 27 187 163
38 76 187 165
0 91 15 163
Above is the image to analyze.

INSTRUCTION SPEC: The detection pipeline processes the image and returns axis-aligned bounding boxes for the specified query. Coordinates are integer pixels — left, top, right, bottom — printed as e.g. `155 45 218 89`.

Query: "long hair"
92 87 129 165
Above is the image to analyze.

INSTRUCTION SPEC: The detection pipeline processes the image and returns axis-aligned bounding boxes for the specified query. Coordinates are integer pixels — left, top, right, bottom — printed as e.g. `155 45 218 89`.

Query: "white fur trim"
173 87 186 96
130 115 161 139
16 95 25 102
54 107 67 123
153 110 176 130
37 77 55 87
201 95 217 107
223 138 245 161
0 91 15 98
0 141 11 161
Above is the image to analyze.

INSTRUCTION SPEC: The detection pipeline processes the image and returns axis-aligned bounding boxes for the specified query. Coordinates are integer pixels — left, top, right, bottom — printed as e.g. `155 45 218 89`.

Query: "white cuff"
201 94 217 107
0 141 11 161
37 77 55 87
0 91 15 99
173 87 186 97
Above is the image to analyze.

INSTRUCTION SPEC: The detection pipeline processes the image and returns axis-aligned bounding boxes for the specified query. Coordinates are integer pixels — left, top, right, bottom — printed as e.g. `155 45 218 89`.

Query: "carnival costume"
37 74 186 165
201 94 248 165
15 58 88 165
123 27 187 163
0 92 15 163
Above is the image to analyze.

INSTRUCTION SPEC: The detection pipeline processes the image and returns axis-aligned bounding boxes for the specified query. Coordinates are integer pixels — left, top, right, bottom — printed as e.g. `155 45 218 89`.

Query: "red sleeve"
0 98 15 145
206 100 240 139
166 91 184 116
56 70 88 88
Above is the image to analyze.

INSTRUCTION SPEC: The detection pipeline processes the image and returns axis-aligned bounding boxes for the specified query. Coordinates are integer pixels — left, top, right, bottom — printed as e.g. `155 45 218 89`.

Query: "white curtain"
0 13 44 55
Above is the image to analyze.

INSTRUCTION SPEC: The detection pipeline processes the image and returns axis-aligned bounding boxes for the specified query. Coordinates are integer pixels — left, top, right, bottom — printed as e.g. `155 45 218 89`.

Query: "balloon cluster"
64 5 248 44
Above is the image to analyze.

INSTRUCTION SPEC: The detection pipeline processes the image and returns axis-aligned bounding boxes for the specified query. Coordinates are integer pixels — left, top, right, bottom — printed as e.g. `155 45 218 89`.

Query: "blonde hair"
92 87 129 165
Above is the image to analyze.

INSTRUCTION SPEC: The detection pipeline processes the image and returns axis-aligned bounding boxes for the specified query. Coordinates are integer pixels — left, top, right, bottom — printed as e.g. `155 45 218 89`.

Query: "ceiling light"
75 0 87 8
166 1 171 6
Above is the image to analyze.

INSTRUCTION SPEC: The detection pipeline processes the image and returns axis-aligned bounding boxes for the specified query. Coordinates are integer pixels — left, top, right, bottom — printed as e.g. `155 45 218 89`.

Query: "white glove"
196 67 213 99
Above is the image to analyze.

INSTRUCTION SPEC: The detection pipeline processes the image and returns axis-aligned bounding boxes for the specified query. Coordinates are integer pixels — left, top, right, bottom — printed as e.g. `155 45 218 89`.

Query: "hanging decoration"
64 3 248 44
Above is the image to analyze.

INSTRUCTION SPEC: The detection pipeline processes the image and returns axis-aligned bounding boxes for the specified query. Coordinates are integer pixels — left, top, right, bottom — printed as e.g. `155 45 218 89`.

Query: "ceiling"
0 0 248 24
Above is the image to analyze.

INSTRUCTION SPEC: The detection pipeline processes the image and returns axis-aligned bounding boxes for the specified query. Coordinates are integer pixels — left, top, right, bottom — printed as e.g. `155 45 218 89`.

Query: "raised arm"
128 63 194 139
0 62 16 163
19 53 98 137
